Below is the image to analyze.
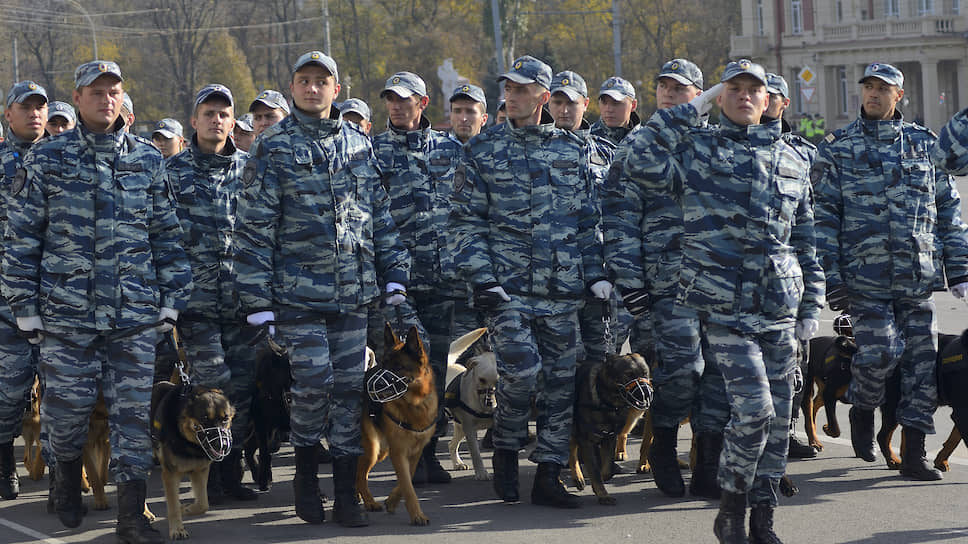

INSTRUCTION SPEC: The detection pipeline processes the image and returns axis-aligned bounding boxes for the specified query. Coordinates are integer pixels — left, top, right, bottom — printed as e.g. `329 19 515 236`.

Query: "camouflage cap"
234 113 254 132
6 80 48 108
859 62 903 89
766 73 790 98
249 90 291 115
152 118 183 139
380 71 428 99
721 59 768 86
550 71 588 102
655 58 703 89
194 83 234 110
121 92 133 115
47 101 76 123
292 50 339 83
450 83 487 110
498 55 553 90
74 60 123 88
339 98 371 121
599 76 636 101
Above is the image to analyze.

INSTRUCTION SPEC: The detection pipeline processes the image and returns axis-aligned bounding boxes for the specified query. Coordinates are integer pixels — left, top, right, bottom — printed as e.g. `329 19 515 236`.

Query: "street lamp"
59 0 98 59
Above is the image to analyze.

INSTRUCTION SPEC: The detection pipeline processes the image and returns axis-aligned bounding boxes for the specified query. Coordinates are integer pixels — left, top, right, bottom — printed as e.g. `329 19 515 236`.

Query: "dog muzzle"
833 313 854 338
193 424 232 462
366 368 411 403
477 387 496 410
620 378 653 411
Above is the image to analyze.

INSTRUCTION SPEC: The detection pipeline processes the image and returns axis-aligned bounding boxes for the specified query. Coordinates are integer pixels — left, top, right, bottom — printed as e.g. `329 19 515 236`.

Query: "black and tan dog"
801 334 857 451
568 352 653 505
357 324 436 526
149 381 234 540
243 337 292 491
934 330 968 471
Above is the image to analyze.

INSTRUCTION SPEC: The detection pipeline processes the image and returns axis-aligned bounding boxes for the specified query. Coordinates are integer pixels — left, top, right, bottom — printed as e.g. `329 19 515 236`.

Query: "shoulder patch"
824 133 837 144
11 168 26 196
454 164 466 194
242 160 258 186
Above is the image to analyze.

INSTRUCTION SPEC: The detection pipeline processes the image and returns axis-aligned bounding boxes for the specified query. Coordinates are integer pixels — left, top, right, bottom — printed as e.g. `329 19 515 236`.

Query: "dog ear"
404 326 427 361
384 322 401 352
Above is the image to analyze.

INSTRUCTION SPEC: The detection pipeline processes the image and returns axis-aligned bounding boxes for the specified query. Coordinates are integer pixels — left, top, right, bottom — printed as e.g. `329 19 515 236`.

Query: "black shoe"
649 426 685 497
47 467 56 514
899 427 943 481
207 460 226 506
0 442 20 500
749 503 783 544
420 437 451 485
787 435 818 459
848 407 876 462
491 449 520 503
54 457 87 529
531 462 581 508
331 457 369 527
116 480 164 544
220 449 258 501
690 432 723 500
713 490 748 544
293 446 325 524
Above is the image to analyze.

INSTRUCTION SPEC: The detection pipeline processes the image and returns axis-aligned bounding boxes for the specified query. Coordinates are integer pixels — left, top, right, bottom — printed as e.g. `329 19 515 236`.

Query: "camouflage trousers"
276 308 368 456
39 325 159 482
0 316 36 444
487 308 580 466
366 298 428 361
703 322 796 506
452 296 483 340
628 307 656 364
846 295 938 434
579 294 633 364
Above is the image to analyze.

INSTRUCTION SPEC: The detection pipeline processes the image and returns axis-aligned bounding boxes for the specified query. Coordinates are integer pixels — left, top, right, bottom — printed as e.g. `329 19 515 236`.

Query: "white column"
921 60 940 131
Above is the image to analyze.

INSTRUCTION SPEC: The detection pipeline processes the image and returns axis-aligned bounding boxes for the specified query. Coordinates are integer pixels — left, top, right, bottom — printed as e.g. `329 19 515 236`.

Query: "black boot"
690 432 723 499
116 480 164 544
0 441 19 499
848 407 876 462
713 490 748 544
899 427 943 481
54 457 86 528
207 459 225 505
787 433 818 459
47 466 56 514
420 437 451 484
331 456 369 527
531 462 581 509
220 449 257 500
749 503 782 544
293 445 325 524
649 426 685 497
491 449 520 503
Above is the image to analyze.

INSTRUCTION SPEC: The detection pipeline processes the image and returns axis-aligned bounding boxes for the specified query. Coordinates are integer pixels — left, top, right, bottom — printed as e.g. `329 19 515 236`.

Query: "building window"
756 0 765 35
836 0 844 21
791 0 803 34
885 0 900 16
918 0 934 14
838 66 848 115
955 0 961 14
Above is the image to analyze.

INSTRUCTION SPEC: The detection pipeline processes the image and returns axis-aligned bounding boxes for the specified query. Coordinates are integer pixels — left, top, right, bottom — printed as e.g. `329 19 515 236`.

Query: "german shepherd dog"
243 338 292 491
149 382 234 540
568 353 653 505
21 376 44 481
357 324 436 526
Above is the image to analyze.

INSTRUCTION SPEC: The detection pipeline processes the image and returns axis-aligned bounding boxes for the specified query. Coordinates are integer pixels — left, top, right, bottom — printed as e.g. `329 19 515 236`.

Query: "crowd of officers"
0 49 966 544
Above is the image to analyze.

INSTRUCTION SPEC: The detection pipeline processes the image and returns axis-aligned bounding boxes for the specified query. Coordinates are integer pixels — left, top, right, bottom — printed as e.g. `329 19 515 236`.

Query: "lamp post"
61 0 98 59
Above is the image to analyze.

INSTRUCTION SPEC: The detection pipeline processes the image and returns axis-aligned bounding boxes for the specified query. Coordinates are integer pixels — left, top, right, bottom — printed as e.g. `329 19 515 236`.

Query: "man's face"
251 104 287 136
46 116 74 136
233 126 254 151
716 75 769 126
655 77 701 110
72 77 123 133
191 99 235 149
861 78 904 121
5 96 48 142
385 92 427 131
151 133 183 158
503 80 548 123
495 108 507 124
765 93 790 119
290 65 340 118
548 93 588 131
598 94 637 127
449 98 487 141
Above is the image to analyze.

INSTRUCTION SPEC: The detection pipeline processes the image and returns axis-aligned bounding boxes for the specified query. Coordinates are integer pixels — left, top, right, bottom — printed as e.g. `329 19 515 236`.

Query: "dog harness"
443 371 495 420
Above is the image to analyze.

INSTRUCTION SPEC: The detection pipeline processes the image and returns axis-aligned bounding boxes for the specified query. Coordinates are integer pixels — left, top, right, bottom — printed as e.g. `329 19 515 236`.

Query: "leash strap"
602 300 616 356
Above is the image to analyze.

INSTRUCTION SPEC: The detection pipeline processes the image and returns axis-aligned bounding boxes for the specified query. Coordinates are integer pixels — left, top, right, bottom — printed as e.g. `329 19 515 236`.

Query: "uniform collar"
507 108 557 139
718 113 782 146
292 106 342 137
189 134 237 169
5 129 45 155
384 114 431 150
859 107 903 142
78 117 126 151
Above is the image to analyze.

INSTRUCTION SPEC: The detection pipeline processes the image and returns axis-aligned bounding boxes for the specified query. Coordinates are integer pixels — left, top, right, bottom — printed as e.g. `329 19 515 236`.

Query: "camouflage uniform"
233 107 410 455
589 111 641 146
621 101 824 504
449 108 605 465
814 109 968 433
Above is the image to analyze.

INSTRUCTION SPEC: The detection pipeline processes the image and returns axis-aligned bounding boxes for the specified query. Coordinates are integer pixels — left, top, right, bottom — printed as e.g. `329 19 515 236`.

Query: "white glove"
951 282 968 299
247 310 276 336
487 285 511 301
156 307 178 333
688 83 724 116
590 280 612 300
795 318 820 341
385 282 407 306
16 316 44 345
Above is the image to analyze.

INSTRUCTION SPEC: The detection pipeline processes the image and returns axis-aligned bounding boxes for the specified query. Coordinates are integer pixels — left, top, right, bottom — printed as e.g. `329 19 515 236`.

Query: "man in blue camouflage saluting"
2 60 192 544
449 55 611 509
234 51 410 527
813 62 968 482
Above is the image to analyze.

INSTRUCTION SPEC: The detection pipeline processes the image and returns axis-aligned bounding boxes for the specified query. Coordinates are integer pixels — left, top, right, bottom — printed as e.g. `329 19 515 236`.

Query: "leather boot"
219 449 257 501
0 441 19 499
848 407 876 462
292 445 325 524
531 462 581 508
899 427 943 481
749 503 782 543
787 434 818 459
331 456 369 527
649 426 685 497
420 437 451 484
690 432 723 499
491 449 520 503
207 459 225 505
47 466 56 514
713 490 748 544
116 480 164 544
54 457 87 528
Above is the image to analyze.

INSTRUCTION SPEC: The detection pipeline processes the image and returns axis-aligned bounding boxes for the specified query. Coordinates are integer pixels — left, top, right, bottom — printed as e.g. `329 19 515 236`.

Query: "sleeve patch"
242 160 258 186
11 168 26 196
454 164 466 194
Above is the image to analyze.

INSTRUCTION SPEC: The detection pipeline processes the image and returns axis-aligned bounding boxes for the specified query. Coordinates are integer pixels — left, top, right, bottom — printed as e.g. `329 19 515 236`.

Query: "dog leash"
17 317 178 350
602 300 616 357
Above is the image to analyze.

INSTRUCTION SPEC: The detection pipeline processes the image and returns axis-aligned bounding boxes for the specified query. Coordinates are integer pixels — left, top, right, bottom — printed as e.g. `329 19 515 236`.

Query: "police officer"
590 76 640 145
449 84 488 144
494 100 507 125
151 118 185 158
248 89 290 137
235 50 409 527
165 83 258 503
613 59 823 542
0 80 49 501
548 71 590 132
232 112 255 151
47 100 76 136
120 92 134 132
449 55 611 509
2 60 191 543
813 62 968 482
340 98 372 134
373 70 464 484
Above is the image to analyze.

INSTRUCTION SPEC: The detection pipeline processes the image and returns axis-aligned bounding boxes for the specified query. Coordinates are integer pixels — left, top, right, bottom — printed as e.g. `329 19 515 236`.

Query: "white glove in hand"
951 282 968 299
247 310 276 336
590 280 613 300
688 83 724 116
16 316 44 345
795 318 820 341
385 282 407 306
157 307 178 333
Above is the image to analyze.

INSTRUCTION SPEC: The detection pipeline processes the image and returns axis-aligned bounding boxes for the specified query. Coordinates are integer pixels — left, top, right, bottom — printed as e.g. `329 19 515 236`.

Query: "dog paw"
183 502 207 516
410 513 430 526
614 452 627 461
453 461 469 471
169 526 189 540
636 462 651 474
885 456 901 470
93 498 110 511
779 477 798 497
597 496 616 506
364 500 384 512
144 507 156 522
935 460 950 472
810 441 824 452
822 424 841 438
572 477 586 491
474 471 492 481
